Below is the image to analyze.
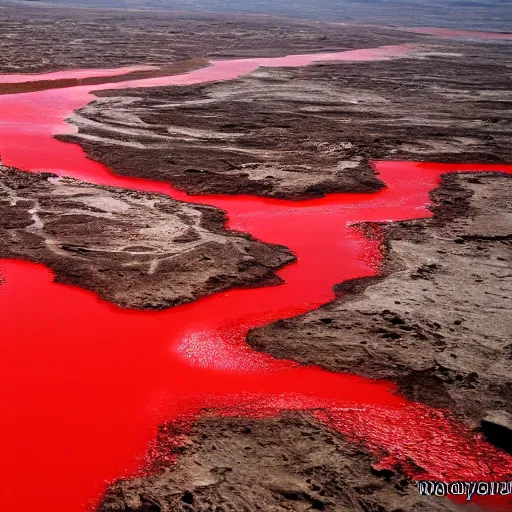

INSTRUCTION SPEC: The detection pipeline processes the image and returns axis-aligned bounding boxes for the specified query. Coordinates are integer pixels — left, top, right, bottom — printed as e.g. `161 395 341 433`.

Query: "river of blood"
1 46 511 511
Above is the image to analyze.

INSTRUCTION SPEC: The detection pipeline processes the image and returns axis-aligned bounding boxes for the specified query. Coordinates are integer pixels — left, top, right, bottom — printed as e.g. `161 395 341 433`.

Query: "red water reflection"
1 50 511 512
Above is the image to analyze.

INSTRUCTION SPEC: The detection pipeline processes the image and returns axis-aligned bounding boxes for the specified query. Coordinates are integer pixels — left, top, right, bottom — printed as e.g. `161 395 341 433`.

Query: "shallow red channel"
0 48 511 512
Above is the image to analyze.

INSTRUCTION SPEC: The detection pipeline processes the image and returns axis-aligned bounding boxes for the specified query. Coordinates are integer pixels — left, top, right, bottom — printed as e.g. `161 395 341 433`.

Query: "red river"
0 44 511 511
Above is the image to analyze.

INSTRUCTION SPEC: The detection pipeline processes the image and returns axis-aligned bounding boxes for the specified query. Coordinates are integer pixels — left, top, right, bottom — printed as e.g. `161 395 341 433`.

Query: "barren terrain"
8 0 512 31
0 166 293 309
0 3 417 73
61 43 512 199
99 413 464 512
1 3 512 511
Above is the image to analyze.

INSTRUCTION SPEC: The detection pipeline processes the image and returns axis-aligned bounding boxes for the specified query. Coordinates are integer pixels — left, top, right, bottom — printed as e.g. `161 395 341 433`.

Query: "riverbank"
249 172 512 427
61 40 511 200
0 166 294 309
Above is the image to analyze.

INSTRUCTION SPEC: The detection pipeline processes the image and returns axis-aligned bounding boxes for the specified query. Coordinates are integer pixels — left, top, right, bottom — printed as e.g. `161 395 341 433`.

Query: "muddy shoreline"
98 413 465 512
0 166 294 309
60 41 512 200
249 173 512 428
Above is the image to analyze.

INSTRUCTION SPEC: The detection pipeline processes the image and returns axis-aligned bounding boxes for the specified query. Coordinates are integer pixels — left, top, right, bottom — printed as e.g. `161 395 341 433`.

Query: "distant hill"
13 0 512 31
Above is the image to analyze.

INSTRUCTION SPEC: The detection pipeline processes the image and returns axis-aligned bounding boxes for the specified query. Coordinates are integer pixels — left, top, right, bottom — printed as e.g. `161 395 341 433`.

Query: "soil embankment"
0 166 294 309
99 413 464 512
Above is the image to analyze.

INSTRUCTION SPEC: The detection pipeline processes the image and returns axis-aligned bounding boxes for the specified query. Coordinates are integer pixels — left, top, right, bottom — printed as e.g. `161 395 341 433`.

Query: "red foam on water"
1 52 511 511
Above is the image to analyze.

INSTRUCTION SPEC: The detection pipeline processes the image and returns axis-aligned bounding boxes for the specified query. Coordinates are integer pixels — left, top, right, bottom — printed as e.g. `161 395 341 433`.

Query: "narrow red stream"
1 46 511 511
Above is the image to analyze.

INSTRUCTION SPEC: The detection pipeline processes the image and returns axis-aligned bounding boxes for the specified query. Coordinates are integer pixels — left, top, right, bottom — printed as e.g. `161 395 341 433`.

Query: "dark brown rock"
481 411 512 454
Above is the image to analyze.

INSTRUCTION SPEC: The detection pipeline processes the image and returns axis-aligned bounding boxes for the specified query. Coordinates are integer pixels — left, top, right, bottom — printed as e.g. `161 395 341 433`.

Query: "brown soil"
98 413 464 512
0 166 294 309
249 173 512 428
60 41 511 199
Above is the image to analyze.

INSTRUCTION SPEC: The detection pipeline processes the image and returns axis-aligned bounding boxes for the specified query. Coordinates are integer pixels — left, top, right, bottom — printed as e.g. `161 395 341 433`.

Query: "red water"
1 47 512 512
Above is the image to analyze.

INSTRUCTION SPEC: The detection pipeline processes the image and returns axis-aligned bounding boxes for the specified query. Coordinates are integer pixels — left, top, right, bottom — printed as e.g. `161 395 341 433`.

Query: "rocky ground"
99 413 464 512
0 166 293 309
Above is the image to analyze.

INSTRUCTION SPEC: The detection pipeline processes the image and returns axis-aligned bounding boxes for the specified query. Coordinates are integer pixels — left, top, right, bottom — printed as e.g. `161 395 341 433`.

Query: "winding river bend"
1 45 511 511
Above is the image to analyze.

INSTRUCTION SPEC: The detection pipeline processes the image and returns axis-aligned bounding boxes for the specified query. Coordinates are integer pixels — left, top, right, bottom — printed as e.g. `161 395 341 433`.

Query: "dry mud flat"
0 166 293 309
